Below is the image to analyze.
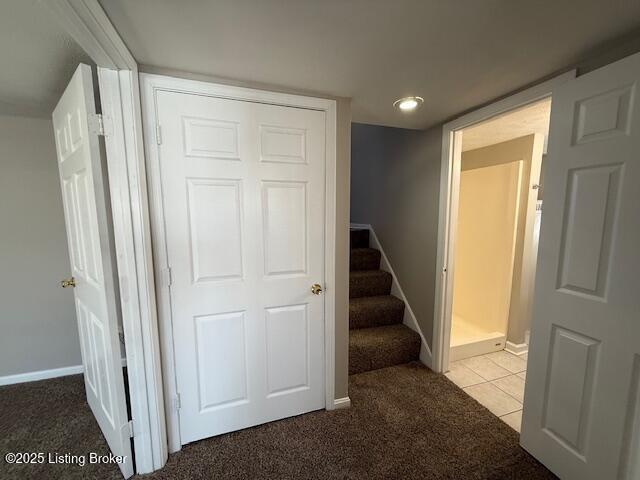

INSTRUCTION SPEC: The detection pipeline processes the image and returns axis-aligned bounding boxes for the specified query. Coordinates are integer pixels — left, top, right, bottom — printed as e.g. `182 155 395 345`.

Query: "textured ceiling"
100 0 640 129
0 0 92 117
462 99 552 153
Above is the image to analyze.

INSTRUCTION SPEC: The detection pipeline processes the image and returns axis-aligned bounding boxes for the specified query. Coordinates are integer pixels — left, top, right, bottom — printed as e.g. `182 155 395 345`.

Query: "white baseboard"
333 396 351 409
351 223 433 369
349 223 370 230
505 341 529 356
0 364 84 386
419 343 432 368
0 357 128 387
451 334 506 362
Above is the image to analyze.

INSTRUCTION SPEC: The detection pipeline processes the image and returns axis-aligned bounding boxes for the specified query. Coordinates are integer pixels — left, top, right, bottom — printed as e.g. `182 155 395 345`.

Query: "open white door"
53 64 134 478
521 53 640 479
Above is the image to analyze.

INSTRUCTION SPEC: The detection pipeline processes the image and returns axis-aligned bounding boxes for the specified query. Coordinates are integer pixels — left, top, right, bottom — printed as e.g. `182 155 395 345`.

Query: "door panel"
156 91 326 445
53 64 133 478
521 53 640 479
194 311 249 411
262 181 308 275
543 327 599 455
265 304 310 396
557 163 622 297
187 178 244 282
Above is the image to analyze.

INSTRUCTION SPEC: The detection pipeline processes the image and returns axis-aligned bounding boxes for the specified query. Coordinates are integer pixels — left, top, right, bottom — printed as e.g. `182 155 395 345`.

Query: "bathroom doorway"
444 98 551 431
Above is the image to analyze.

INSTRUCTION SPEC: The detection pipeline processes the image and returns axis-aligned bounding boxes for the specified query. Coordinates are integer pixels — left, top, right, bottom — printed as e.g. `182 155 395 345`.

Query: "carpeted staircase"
349 229 421 374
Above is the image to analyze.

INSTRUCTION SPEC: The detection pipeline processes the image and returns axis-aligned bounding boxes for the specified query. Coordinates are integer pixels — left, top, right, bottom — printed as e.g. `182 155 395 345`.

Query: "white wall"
0 114 81 377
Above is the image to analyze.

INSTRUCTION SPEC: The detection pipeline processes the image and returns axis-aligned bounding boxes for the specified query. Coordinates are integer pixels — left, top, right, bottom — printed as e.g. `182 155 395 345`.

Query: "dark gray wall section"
350 123 442 347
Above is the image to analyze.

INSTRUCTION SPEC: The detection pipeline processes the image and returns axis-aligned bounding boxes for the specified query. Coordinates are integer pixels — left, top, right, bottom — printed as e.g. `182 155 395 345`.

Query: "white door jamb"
431 70 576 374
46 0 167 473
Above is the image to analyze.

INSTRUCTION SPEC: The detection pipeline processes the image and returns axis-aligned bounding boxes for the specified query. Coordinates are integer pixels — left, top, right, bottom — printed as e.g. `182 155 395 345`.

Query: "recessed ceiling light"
394 96 424 112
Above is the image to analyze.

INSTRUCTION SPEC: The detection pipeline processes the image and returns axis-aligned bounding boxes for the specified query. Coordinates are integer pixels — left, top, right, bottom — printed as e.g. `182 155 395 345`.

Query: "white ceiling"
0 0 92 118
462 99 552 153
99 0 640 129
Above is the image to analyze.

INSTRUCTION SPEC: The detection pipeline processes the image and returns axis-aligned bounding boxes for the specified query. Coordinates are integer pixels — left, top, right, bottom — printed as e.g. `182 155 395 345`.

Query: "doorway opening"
443 98 551 432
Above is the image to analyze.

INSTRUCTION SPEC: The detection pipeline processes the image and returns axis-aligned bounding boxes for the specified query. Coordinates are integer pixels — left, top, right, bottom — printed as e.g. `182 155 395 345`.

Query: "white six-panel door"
53 64 134 478
156 90 326 444
521 52 640 479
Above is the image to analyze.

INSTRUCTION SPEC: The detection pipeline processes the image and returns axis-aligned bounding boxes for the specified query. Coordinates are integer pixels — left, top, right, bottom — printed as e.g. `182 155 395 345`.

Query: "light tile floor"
446 350 528 432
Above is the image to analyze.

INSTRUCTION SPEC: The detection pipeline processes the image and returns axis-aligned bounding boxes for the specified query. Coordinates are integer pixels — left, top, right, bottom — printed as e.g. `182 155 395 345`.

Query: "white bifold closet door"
156 90 326 444
521 52 640 479
53 64 134 478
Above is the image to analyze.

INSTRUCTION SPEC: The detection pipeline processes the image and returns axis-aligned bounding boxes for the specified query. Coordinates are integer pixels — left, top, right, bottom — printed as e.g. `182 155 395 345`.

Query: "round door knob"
311 283 323 295
61 277 76 288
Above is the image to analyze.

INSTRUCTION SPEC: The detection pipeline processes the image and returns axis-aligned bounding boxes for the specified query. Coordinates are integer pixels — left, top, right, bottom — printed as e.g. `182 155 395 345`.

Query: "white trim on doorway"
140 73 338 453
431 70 576 374
45 0 167 474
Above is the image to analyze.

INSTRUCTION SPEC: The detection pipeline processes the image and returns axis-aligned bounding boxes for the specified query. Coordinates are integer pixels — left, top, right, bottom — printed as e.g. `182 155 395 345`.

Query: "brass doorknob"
311 283 323 295
61 277 76 288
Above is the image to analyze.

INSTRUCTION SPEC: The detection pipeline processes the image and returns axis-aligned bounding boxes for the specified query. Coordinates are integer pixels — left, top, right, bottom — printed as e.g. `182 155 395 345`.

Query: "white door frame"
46 0 167 473
140 73 338 453
431 70 576 374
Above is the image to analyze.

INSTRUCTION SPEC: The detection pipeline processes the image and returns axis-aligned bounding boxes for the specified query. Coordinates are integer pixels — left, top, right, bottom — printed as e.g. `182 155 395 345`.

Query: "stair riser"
349 335 421 375
350 250 381 271
350 229 370 249
349 302 404 329
349 274 392 298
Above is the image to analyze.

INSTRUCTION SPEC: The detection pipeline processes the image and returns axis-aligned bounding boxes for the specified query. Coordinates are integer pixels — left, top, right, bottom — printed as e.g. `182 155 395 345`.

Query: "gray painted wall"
351 123 442 348
0 114 81 377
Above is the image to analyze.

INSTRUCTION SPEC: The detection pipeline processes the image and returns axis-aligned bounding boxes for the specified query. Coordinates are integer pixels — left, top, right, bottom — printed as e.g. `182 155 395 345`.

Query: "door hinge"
156 124 162 145
88 113 112 137
163 267 172 287
174 393 181 411
121 420 134 438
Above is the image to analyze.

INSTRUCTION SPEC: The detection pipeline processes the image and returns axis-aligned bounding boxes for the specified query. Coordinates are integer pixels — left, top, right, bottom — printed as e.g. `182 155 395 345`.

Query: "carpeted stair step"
349 324 421 374
349 270 392 298
349 295 405 329
350 247 381 271
350 229 370 249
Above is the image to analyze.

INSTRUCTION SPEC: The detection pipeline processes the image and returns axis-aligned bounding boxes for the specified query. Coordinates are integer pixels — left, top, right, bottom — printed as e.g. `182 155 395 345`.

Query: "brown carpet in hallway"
0 363 556 480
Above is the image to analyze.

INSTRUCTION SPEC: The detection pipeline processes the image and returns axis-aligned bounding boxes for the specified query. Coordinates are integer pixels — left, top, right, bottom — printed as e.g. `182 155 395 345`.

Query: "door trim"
140 73 338 453
431 70 576 374
45 0 166 474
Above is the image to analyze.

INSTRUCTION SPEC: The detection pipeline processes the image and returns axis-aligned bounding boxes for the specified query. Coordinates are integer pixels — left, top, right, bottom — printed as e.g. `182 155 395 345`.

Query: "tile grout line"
462 358 513 382
452 351 527 432
500 408 523 417
458 353 526 412
498 406 523 417
478 354 525 404
490 375 525 405
484 354 526 376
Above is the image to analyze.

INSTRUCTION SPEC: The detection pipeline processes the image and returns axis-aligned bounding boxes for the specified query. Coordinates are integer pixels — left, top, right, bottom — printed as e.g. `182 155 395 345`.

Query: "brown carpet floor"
0 362 556 480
